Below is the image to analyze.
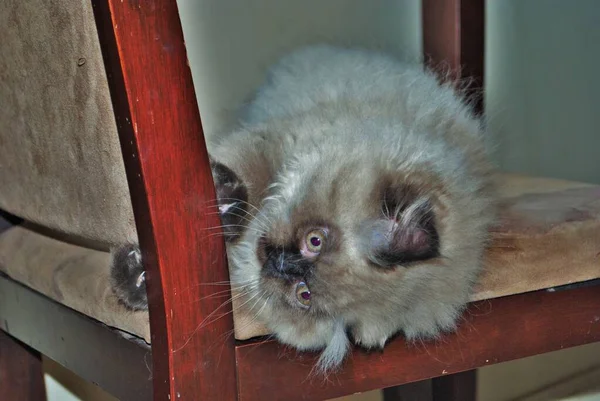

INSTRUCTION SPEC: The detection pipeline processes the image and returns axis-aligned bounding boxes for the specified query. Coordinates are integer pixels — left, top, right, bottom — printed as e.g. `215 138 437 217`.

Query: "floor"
44 342 600 400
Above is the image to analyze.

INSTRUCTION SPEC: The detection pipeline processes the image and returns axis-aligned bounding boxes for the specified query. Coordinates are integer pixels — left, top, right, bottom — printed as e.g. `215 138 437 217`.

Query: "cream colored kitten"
111 45 495 372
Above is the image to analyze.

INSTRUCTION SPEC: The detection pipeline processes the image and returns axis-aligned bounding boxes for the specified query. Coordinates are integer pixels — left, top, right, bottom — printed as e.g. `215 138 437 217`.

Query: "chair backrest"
0 0 137 246
1 1 236 399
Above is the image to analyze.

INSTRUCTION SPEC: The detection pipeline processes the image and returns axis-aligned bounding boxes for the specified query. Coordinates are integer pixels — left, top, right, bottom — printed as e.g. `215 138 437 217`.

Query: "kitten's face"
257 173 438 313
226 154 446 351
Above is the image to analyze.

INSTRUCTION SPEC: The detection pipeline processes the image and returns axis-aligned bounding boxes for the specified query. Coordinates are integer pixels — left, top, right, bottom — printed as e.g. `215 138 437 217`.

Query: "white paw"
401 303 462 340
351 326 390 349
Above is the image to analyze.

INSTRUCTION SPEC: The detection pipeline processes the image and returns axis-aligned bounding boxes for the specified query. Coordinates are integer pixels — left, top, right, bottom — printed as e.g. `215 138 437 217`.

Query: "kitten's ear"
367 197 439 268
210 158 249 241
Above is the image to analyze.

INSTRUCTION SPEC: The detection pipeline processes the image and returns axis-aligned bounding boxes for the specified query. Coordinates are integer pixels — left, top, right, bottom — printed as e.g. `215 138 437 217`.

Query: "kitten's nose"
263 249 310 279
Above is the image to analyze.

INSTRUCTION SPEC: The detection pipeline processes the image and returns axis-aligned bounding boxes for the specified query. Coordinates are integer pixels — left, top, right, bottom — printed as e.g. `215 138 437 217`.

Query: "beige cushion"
475 174 600 300
0 174 599 342
0 223 150 343
0 0 137 245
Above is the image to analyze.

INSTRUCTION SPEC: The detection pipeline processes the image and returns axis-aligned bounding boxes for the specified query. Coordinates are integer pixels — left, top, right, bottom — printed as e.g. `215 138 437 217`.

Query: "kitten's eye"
305 229 326 254
295 281 311 307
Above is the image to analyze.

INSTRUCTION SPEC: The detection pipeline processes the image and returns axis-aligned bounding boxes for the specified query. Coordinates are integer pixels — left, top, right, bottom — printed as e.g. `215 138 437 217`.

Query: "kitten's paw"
350 324 390 350
351 301 464 350
401 301 463 340
110 244 148 310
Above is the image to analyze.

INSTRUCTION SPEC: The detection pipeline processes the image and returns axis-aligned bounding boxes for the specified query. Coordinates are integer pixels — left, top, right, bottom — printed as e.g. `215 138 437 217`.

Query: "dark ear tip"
210 159 249 241
368 208 440 268
210 159 235 180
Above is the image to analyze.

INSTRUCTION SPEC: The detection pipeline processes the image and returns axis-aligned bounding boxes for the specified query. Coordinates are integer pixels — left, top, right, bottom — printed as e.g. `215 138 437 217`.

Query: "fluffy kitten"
111 45 495 372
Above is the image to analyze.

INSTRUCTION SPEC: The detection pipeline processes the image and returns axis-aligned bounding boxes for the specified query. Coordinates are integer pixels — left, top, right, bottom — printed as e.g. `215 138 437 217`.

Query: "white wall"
176 0 422 139
486 0 600 183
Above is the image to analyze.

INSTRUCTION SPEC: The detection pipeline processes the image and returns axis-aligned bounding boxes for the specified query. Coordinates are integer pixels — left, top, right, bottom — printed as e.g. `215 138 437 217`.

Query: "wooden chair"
1 1 598 400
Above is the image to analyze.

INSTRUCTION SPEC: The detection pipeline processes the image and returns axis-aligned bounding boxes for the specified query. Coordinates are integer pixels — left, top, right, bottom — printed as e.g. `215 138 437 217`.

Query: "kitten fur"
111 45 495 373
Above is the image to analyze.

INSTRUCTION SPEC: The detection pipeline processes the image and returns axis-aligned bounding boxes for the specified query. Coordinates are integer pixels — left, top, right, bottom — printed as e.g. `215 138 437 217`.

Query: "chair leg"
383 370 476 401
0 330 46 401
432 370 477 401
383 379 432 401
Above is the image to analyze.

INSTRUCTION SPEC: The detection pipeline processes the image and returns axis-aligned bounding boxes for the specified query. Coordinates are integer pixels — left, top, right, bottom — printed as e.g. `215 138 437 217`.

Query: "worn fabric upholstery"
0 223 151 342
1 174 598 342
474 174 600 300
0 0 137 245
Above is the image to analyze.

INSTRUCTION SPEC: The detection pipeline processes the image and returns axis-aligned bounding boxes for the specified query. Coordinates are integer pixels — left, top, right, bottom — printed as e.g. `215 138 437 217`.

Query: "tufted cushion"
0 0 137 246
1 174 599 342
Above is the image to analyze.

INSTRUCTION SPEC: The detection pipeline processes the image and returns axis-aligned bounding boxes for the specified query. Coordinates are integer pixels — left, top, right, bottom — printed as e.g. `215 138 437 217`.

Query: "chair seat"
0 173 599 343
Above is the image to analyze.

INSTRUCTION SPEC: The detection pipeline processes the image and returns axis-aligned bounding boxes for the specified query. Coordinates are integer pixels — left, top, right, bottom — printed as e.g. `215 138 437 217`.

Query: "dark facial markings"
258 221 340 281
371 210 440 268
262 241 314 281
367 178 441 269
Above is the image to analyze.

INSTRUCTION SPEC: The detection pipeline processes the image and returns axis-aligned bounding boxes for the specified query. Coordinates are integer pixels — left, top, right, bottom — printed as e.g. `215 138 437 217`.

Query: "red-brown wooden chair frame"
1 1 599 400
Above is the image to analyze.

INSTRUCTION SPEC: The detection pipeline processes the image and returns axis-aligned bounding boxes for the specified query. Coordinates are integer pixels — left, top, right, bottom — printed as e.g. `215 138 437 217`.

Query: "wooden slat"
422 0 485 113
91 1 236 400
235 282 600 401
0 275 151 401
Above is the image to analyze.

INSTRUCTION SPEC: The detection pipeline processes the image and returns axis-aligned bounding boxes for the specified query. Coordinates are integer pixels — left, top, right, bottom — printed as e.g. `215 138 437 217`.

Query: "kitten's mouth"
294 280 311 309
